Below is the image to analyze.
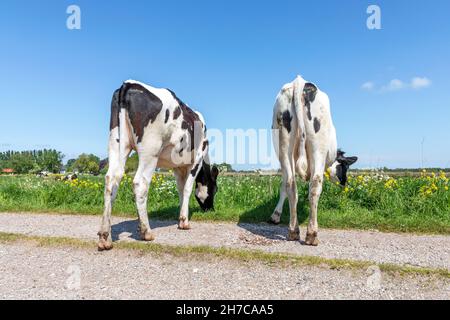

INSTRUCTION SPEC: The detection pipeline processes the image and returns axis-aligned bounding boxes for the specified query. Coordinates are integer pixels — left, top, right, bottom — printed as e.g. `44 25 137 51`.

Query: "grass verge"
1 174 449 235
0 231 448 279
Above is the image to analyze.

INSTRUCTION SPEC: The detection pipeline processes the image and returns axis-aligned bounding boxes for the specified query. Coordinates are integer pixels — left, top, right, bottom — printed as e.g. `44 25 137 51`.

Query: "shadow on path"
236 196 310 244
111 218 178 241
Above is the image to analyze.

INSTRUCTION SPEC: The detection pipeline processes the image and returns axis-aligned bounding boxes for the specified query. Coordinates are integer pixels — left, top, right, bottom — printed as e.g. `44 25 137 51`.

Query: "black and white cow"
98 80 219 251
270 76 357 246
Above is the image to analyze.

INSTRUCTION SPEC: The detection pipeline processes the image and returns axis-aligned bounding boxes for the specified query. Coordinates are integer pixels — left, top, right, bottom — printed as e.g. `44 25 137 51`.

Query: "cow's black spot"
179 135 187 156
282 110 293 133
306 106 312 121
121 83 163 143
302 132 306 139
191 163 200 176
202 140 209 151
173 106 181 120
168 89 201 151
116 139 120 143
313 118 321 133
303 83 317 121
110 89 120 130
165 109 170 123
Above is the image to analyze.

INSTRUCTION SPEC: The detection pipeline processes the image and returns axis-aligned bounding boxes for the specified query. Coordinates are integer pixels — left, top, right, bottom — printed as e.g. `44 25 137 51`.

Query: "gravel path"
0 212 449 270
1 242 449 300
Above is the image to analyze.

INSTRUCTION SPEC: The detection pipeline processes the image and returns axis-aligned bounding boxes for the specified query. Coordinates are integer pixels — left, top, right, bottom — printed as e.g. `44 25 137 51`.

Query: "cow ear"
346 156 358 166
211 166 219 180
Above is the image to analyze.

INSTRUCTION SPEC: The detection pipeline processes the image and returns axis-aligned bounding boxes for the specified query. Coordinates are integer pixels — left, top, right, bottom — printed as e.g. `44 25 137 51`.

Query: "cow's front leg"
286 175 300 241
178 161 202 230
174 167 189 221
270 175 287 224
133 157 158 241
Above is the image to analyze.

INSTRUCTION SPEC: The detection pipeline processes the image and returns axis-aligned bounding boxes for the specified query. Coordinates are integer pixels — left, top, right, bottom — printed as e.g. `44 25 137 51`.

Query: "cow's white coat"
98 80 209 249
271 76 341 245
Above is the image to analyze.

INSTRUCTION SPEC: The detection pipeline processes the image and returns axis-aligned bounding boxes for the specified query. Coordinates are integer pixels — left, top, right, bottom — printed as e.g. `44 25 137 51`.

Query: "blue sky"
0 0 449 169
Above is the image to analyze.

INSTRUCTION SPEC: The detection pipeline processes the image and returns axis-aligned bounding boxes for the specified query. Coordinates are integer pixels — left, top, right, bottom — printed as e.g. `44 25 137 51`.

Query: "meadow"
0 170 449 234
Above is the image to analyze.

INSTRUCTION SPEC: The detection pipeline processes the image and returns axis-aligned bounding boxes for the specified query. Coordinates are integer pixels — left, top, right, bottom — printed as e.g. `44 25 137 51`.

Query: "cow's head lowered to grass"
194 161 219 211
329 150 358 186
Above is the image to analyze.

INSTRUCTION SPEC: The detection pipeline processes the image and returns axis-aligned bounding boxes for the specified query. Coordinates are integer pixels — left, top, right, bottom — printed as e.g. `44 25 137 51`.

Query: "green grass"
0 172 449 234
1 231 448 278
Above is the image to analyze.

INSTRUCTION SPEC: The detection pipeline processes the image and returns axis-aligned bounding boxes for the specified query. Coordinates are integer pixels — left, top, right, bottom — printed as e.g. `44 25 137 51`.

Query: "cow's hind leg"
98 129 131 251
281 138 299 240
305 153 325 246
285 160 299 241
133 156 158 241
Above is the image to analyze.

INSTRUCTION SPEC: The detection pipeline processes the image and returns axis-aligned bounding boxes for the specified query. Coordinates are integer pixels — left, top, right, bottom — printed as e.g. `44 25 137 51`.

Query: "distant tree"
0 149 63 174
71 154 100 175
66 158 76 170
215 163 234 173
9 152 35 174
35 149 64 173
125 153 139 174
95 154 139 176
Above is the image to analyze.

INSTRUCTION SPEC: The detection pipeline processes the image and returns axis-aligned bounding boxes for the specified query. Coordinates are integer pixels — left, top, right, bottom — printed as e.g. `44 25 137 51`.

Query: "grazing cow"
63 173 78 181
98 80 219 251
270 76 357 246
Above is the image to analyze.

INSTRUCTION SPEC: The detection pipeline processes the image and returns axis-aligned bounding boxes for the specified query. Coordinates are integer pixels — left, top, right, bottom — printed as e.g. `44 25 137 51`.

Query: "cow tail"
292 76 305 133
106 88 122 171
292 76 308 180
108 83 133 174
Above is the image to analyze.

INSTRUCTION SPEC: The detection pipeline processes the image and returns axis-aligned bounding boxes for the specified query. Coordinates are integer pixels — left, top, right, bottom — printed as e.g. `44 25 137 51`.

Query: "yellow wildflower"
324 169 330 180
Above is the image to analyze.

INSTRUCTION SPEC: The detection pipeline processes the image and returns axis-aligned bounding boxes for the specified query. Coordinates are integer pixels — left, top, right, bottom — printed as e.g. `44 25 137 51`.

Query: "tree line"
0 149 237 175
0 150 64 174
0 150 104 175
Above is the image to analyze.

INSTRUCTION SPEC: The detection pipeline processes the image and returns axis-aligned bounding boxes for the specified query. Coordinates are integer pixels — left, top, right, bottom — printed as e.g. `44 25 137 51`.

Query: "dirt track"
0 212 449 300
0 212 448 270
1 242 449 300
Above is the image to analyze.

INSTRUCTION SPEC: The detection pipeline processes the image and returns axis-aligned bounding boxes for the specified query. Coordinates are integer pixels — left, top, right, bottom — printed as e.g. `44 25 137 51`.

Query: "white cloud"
411 77 431 89
361 82 375 91
383 79 405 91
362 76 432 92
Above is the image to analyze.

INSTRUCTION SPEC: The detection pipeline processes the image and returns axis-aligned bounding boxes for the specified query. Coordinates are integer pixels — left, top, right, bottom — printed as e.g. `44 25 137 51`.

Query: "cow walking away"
270 76 357 246
98 80 219 251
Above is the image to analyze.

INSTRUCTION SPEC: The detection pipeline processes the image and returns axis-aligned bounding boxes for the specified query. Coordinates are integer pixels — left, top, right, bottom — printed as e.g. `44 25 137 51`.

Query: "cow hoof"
269 212 281 225
178 222 191 230
287 228 300 241
268 219 280 225
97 232 113 251
141 231 155 242
178 216 191 230
97 239 113 251
305 232 319 246
178 223 191 230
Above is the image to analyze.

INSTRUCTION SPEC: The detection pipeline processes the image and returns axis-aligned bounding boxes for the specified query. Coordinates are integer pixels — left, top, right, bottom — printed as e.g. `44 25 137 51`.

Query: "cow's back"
272 78 338 175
